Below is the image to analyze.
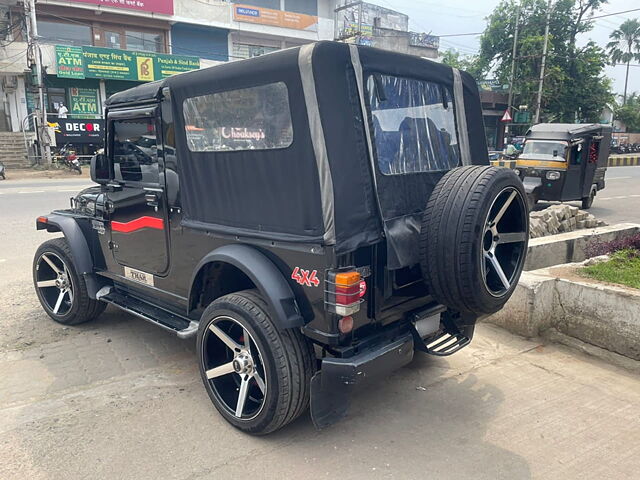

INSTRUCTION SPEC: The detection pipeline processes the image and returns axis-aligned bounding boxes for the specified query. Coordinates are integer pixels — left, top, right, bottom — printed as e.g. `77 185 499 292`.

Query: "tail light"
326 270 363 316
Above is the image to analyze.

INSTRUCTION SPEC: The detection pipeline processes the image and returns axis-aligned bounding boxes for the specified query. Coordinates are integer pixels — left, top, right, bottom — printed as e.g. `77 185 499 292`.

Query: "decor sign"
56 46 200 82
66 0 173 15
233 4 318 31
48 119 105 144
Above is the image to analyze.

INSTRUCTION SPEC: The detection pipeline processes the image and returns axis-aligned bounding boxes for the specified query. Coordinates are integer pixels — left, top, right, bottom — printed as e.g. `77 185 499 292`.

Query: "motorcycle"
58 144 82 174
0 160 5 180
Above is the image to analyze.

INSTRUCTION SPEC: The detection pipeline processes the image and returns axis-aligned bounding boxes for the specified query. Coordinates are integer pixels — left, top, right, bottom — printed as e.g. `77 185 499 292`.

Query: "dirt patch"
2 167 90 181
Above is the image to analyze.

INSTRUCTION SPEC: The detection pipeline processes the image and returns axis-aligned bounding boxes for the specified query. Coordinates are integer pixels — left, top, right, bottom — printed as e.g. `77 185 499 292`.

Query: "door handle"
143 187 162 208
145 192 159 207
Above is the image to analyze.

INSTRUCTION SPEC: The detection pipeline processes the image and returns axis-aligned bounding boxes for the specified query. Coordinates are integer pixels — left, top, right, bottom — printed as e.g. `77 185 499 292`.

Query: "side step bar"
96 287 198 339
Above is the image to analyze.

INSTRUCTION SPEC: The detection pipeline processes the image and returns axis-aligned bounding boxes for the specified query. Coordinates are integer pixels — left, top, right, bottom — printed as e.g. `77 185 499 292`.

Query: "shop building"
0 0 338 151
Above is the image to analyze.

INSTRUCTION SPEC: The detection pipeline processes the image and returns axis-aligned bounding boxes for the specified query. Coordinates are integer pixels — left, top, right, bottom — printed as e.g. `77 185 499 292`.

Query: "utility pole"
25 0 51 164
534 0 552 125
506 1 521 139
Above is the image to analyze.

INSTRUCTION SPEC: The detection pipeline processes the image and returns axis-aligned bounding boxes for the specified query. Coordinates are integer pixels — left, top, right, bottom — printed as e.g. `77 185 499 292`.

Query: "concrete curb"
490 156 640 168
487 265 640 360
525 223 640 271
608 155 640 167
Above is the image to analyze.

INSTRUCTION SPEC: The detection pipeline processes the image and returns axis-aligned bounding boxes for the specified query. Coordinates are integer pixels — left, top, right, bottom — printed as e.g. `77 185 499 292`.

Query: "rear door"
564 144 585 201
106 107 170 276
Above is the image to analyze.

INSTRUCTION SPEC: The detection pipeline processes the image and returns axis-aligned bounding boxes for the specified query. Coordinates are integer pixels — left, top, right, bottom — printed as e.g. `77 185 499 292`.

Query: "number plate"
123 266 155 286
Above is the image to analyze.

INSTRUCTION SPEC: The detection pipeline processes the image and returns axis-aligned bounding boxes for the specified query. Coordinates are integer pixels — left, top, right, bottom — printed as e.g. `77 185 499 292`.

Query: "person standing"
57 103 68 119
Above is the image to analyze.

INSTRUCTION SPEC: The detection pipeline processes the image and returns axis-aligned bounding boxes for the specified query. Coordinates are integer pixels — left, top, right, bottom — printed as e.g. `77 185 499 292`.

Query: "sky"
377 0 640 97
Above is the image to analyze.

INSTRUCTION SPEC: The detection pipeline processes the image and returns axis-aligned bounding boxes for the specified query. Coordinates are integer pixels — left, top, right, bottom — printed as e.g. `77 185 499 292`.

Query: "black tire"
581 188 595 209
197 290 315 435
420 166 529 315
33 238 106 325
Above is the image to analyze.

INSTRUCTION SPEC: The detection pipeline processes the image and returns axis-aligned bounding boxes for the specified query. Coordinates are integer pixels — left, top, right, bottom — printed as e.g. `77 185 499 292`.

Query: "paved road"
1 177 640 479
532 166 640 225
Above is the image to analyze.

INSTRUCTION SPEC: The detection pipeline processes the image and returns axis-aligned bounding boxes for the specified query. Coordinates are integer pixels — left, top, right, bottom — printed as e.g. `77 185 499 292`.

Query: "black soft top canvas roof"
106 42 487 266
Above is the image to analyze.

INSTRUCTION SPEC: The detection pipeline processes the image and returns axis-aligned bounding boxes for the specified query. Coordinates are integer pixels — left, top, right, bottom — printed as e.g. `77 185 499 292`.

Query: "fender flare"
188 244 305 330
37 213 100 299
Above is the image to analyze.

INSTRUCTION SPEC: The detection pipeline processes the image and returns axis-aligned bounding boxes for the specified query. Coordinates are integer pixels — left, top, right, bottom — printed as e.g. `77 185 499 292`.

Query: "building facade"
0 0 337 142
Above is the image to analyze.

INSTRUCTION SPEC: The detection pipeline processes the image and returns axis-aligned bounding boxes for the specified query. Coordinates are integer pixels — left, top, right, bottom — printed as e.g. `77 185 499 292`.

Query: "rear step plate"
422 332 470 356
97 287 198 339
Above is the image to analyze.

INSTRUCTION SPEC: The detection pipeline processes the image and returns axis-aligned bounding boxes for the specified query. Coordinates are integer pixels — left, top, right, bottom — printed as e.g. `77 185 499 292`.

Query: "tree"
614 93 640 132
440 49 481 79
477 0 612 123
607 18 640 105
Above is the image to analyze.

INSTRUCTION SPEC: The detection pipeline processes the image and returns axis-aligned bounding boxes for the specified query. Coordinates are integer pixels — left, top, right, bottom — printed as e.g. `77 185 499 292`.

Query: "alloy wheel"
35 252 75 316
202 316 267 420
481 186 528 297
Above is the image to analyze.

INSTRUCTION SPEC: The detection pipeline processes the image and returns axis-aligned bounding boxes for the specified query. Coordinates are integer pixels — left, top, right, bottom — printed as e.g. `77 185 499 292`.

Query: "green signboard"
69 87 100 117
56 46 86 79
514 111 532 124
55 46 200 82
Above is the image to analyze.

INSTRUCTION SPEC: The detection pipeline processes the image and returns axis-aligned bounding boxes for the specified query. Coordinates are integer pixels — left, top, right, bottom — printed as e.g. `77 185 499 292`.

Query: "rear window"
367 74 460 175
183 82 293 152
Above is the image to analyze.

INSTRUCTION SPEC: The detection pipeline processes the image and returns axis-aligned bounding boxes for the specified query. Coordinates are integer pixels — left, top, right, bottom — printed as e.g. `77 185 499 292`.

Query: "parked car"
33 42 528 434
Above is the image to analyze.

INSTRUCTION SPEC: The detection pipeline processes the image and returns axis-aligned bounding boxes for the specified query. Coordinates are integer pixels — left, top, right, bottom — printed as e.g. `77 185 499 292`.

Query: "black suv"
33 42 528 434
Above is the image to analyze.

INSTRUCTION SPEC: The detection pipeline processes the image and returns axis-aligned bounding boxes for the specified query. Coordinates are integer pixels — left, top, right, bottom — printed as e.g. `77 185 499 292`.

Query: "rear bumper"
310 332 414 429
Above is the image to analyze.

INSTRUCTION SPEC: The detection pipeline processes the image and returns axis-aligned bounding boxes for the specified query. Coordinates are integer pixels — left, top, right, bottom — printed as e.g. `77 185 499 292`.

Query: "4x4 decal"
291 267 320 287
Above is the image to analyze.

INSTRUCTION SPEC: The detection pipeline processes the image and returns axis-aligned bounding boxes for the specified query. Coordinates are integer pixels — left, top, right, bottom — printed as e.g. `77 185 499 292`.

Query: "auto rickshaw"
513 123 611 209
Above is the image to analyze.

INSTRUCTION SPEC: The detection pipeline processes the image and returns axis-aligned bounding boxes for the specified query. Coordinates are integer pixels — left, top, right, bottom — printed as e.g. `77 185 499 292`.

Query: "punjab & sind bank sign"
56 46 199 82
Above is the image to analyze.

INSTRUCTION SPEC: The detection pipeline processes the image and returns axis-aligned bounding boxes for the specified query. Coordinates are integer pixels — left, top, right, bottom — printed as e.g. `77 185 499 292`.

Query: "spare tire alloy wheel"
35 252 74 317
482 186 528 297
202 315 267 420
420 166 529 315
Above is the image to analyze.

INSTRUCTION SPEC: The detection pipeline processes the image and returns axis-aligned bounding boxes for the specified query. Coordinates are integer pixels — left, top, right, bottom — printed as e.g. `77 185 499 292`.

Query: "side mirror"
90 153 110 184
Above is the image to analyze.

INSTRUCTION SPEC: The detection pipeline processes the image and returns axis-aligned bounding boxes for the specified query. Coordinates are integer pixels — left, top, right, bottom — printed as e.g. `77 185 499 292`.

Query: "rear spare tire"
420 166 529 314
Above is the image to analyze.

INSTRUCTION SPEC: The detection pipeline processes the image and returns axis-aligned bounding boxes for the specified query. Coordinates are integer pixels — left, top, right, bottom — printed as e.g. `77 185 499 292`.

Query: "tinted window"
367 74 460 175
38 20 91 47
112 118 159 183
126 31 163 53
183 83 293 152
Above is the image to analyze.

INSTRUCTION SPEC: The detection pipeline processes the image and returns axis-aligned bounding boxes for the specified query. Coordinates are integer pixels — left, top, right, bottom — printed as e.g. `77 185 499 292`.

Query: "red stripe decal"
111 216 164 233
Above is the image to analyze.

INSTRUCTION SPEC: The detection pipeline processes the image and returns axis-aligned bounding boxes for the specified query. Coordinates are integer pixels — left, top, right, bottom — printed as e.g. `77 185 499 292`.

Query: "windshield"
522 140 568 161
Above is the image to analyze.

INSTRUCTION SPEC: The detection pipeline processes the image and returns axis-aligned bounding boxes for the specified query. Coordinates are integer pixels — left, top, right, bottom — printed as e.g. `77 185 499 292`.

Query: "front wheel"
33 238 106 325
197 290 315 435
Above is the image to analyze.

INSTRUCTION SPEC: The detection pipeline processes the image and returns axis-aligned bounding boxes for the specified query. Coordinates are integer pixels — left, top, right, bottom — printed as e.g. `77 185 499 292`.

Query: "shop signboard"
56 46 85 79
69 87 100 117
49 119 105 145
55 46 200 82
66 0 173 15
233 4 318 31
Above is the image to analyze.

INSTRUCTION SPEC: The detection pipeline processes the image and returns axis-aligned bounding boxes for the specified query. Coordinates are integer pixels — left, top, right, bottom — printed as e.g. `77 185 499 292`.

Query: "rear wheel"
581 187 596 209
197 290 315 435
420 166 529 314
33 238 106 325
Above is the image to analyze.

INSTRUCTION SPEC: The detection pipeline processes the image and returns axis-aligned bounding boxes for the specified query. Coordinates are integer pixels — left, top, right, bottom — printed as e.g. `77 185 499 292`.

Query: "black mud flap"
309 371 352 429
309 334 414 429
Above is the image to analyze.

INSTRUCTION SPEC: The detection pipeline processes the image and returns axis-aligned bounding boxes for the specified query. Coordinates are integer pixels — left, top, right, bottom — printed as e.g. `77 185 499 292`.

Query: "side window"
112 117 159 184
183 82 293 152
367 74 461 175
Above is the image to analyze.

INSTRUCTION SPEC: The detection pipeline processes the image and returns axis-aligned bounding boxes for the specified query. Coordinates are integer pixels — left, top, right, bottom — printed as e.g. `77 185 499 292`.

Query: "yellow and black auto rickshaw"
513 123 611 209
